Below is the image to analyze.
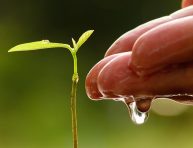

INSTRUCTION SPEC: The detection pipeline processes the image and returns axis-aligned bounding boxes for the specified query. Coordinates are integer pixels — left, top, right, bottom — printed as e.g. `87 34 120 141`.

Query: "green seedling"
8 30 94 148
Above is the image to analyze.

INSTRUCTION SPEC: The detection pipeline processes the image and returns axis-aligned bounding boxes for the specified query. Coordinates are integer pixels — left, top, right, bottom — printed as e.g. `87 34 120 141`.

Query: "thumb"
182 0 193 8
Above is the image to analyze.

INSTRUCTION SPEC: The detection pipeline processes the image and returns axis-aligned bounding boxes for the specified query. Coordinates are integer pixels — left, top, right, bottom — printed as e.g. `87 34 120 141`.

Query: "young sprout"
8 30 94 148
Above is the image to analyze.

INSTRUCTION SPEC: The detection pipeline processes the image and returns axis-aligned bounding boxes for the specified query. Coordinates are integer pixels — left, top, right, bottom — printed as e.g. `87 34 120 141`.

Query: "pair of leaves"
8 30 94 53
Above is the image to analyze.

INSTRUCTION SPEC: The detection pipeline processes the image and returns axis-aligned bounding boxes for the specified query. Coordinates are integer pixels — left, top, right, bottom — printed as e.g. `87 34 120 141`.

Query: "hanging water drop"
123 97 152 124
127 101 149 125
110 94 193 125
112 97 152 124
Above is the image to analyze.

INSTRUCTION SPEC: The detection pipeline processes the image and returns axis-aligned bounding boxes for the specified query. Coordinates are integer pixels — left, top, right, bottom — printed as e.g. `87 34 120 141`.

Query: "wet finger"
98 52 142 97
131 16 193 76
105 16 171 57
171 5 193 18
98 53 193 99
85 53 123 100
105 6 193 57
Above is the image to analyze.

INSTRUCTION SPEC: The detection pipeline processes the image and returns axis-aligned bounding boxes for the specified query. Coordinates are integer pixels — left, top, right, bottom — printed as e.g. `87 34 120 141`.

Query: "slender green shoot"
8 30 94 148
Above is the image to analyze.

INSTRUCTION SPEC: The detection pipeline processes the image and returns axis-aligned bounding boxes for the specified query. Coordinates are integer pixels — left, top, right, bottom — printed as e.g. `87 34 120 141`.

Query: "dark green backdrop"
0 0 193 147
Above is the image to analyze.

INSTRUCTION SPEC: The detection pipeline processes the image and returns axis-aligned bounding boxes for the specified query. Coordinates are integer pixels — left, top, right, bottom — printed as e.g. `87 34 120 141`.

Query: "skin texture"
182 0 193 8
131 16 193 76
85 1 193 107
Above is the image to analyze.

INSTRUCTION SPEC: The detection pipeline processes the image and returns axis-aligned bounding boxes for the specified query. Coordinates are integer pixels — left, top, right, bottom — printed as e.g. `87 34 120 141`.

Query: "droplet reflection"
126 101 149 125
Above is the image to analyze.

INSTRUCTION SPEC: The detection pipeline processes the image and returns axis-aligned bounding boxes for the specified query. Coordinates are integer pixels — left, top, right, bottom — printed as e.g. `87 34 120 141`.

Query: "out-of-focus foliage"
0 0 192 148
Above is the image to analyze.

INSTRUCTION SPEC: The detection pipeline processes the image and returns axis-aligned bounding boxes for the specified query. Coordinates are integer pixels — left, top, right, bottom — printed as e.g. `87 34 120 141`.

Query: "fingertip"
85 54 120 100
98 52 134 98
104 32 134 57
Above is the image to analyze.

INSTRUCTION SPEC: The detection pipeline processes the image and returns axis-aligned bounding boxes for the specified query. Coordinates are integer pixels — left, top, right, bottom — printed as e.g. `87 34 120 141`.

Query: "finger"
131 16 193 76
98 53 193 101
182 0 193 8
105 6 193 57
98 52 141 98
171 5 193 19
85 53 124 100
105 16 171 57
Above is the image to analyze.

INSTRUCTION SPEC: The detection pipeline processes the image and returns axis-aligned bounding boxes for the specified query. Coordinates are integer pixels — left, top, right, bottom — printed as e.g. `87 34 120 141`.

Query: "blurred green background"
1 0 193 147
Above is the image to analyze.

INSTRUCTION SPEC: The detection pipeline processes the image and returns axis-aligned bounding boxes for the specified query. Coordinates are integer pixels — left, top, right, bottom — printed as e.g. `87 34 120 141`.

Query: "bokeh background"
0 0 193 147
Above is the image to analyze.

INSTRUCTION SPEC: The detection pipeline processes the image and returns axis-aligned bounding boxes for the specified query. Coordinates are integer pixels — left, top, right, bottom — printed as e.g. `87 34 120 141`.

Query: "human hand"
86 0 193 112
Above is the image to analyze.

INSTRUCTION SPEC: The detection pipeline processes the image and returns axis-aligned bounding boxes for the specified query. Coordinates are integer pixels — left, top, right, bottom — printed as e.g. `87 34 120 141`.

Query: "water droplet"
42 40 50 43
109 93 193 124
127 101 149 125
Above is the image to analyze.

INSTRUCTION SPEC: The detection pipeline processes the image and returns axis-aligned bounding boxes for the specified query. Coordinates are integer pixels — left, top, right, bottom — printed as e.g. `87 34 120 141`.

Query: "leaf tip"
89 30 94 33
87 30 94 35
8 47 17 53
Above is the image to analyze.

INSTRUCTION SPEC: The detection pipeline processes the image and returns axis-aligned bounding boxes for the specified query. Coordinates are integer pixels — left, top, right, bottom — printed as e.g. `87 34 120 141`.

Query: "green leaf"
8 40 72 52
76 30 94 50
